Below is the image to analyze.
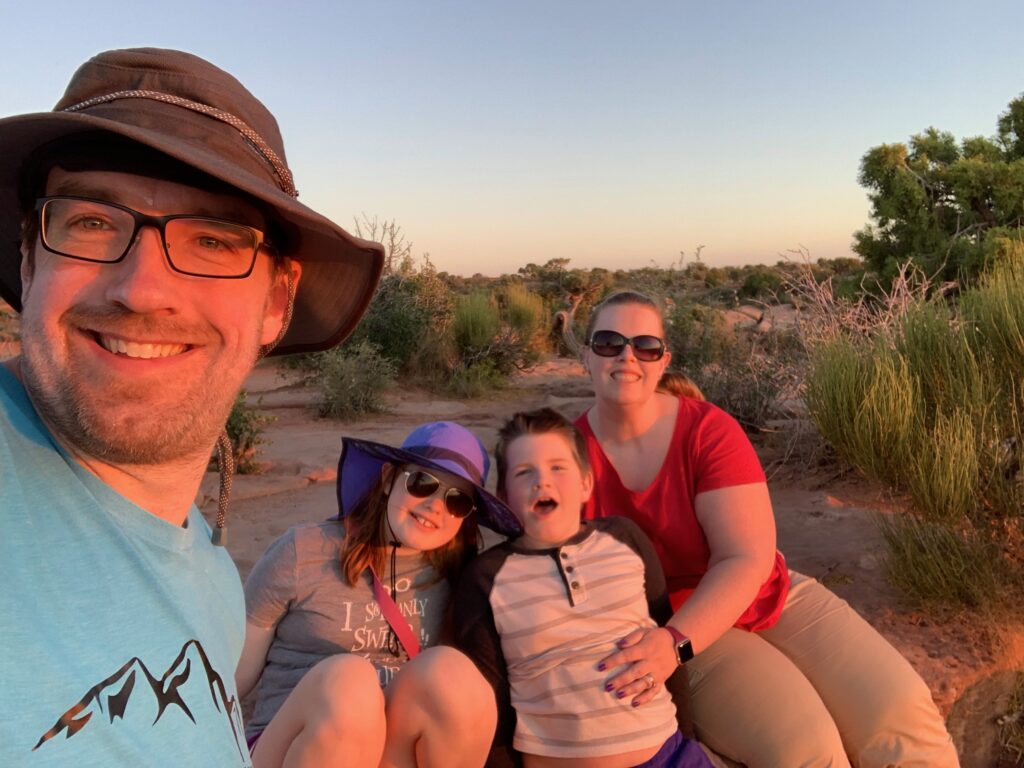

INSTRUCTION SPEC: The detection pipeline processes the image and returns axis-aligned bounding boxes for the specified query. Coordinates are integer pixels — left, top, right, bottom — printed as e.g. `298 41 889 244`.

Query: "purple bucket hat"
336 421 522 538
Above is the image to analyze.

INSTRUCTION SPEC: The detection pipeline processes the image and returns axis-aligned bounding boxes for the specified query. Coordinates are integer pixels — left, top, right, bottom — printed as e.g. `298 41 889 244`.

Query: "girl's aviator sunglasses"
587 330 666 362
402 469 477 518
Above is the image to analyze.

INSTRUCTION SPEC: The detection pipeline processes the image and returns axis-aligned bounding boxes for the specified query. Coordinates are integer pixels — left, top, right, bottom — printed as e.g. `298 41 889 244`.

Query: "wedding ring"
642 673 656 690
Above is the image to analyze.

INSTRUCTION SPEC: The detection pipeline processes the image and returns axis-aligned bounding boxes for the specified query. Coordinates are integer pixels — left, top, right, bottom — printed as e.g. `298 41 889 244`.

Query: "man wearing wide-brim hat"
0 48 384 766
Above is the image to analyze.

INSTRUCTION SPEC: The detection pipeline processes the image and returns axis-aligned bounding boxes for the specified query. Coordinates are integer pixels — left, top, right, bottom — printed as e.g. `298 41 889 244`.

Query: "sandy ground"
201 358 1024 768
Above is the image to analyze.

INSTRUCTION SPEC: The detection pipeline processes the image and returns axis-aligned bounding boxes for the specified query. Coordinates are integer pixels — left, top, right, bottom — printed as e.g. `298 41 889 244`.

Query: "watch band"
663 626 694 664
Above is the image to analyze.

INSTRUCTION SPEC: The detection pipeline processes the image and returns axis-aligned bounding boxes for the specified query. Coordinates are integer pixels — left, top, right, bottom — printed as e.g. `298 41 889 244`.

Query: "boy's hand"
597 627 679 708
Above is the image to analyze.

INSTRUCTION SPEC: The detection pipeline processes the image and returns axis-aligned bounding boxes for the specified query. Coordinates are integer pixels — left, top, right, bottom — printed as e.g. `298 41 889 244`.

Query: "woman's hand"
597 627 678 708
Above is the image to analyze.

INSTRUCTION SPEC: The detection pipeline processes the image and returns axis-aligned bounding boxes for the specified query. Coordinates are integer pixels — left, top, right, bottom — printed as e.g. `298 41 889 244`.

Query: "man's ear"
19 240 35 304
260 257 302 346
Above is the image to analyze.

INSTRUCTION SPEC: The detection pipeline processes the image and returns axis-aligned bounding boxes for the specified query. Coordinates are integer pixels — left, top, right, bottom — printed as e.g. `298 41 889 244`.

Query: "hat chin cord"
211 268 296 546
384 511 404 657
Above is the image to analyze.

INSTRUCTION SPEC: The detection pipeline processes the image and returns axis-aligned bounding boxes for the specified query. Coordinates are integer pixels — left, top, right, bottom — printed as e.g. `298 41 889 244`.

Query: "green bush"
502 283 546 336
877 514 1005 609
454 293 500 354
224 391 272 475
738 266 783 300
448 288 547 395
1000 672 1024 764
501 283 549 364
350 257 453 377
315 340 396 419
665 300 796 431
803 259 1024 609
448 359 505 399
805 339 918 487
0 302 18 342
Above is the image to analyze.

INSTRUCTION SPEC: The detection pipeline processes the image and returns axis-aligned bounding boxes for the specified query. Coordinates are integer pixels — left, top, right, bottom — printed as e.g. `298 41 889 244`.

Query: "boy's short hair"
495 407 590 496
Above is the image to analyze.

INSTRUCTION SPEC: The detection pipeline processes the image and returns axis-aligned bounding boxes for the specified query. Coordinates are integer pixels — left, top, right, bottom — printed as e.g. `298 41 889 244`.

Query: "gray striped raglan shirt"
454 517 690 766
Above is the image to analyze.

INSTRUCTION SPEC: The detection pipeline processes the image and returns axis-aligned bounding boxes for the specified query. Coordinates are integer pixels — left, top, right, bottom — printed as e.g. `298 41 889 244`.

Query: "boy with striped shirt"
454 408 711 768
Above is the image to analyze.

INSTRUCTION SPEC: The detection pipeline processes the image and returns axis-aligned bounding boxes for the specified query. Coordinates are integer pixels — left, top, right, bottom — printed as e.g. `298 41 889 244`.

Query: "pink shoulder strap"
369 566 421 658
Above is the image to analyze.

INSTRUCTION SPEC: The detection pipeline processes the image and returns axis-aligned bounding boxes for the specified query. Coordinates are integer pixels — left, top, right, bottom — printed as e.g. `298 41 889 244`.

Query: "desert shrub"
805 339 918 487
878 514 1005 609
448 359 505 399
314 340 396 419
665 300 797 431
350 255 453 378
1000 672 1024 764
501 283 549 363
448 289 547 396
961 258 1024 382
224 391 273 475
502 283 545 336
799 258 1024 609
0 301 18 342
738 266 783 300
453 293 500 354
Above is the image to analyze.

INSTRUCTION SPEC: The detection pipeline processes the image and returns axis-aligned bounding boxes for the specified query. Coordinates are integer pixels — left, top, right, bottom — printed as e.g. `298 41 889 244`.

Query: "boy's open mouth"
532 497 558 513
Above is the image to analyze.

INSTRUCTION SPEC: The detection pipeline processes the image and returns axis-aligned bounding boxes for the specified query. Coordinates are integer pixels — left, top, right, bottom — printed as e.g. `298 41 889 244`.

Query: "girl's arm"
237 527 301 698
236 621 276 699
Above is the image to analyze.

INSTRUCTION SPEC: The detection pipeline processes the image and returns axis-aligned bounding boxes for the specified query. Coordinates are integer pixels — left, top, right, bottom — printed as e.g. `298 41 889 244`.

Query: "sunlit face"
503 432 593 549
385 464 472 553
18 168 296 465
584 303 671 406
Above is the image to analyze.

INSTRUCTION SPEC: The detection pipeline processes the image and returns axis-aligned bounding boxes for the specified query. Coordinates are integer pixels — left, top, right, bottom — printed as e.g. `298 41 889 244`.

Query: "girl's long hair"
339 463 480 586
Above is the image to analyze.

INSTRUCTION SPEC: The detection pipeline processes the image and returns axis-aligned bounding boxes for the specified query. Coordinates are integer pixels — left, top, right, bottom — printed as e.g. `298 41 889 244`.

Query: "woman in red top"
575 290 959 768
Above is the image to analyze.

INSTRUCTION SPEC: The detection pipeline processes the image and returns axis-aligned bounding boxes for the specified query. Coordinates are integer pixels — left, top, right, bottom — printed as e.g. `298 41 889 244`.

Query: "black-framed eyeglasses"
587 330 666 362
35 196 272 279
403 469 476 518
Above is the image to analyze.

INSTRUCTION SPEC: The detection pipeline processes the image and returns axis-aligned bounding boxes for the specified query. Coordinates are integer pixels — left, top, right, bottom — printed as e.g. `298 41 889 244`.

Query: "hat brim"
336 436 523 539
0 110 384 356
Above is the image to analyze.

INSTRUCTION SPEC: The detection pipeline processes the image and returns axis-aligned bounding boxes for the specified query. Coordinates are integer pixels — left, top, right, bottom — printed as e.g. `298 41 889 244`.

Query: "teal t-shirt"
0 366 252 767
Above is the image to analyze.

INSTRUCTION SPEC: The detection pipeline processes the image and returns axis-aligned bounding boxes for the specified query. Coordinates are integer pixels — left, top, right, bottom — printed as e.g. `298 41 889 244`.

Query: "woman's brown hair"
339 463 479 586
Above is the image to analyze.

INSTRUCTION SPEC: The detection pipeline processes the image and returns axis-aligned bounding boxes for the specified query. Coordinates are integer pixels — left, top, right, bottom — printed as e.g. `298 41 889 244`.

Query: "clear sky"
2 0 1023 275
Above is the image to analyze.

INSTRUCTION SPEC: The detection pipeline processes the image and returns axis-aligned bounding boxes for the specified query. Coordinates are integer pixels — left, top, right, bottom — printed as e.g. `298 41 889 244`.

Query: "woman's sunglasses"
403 469 477 518
587 330 666 362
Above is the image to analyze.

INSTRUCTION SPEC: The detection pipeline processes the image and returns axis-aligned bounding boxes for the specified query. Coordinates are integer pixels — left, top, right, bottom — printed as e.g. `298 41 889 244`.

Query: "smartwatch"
664 626 694 665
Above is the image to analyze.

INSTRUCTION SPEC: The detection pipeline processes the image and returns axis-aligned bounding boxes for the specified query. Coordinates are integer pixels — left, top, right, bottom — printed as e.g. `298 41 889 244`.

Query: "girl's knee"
391 646 495 721
303 654 385 729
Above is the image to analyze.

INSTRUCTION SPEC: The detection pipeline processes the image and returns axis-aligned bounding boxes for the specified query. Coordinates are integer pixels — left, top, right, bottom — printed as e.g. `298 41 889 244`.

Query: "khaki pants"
687 572 959 768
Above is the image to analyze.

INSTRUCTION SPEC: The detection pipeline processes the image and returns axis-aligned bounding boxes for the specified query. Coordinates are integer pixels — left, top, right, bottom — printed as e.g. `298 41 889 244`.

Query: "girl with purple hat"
236 422 522 768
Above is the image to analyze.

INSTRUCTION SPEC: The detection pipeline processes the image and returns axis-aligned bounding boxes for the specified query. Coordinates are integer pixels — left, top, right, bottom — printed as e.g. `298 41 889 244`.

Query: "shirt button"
566 566 575 573
571 581 580 589
560 552 569 559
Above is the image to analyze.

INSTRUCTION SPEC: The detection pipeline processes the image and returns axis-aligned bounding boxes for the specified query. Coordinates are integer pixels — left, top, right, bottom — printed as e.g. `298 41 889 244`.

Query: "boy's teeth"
99 335 186 359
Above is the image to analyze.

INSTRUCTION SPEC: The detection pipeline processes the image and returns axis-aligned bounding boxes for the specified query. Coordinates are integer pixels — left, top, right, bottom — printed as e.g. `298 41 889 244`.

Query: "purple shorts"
246 730 262 754
634 731 713 768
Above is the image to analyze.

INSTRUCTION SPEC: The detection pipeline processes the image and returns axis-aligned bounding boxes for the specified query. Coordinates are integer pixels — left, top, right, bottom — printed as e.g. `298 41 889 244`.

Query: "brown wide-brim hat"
0 47 384 356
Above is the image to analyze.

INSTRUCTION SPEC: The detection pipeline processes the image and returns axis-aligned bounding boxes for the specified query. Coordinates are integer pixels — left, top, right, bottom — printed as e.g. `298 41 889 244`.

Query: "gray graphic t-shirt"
244 521 451 735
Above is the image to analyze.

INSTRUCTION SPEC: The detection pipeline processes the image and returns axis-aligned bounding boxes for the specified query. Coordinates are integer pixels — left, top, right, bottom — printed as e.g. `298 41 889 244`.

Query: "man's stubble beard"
19 312 262 467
